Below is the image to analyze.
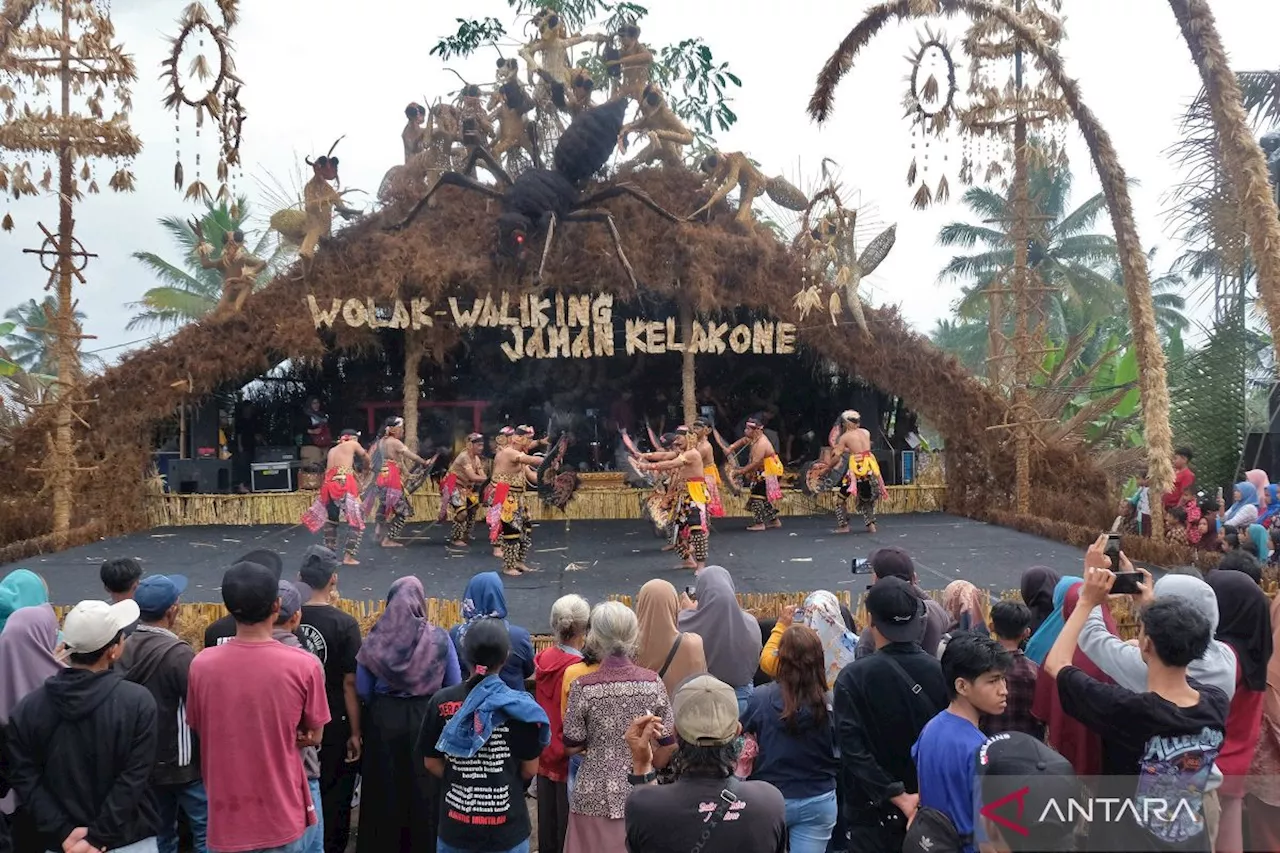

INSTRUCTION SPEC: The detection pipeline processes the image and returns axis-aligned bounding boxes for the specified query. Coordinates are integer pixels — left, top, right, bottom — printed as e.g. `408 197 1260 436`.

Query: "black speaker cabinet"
186 403 222 459
875 449 896 486
167 458 232 494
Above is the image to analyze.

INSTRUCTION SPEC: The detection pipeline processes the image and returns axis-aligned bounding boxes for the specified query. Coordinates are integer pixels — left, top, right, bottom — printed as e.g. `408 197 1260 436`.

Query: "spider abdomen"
553 99 627 185
506 169 578 224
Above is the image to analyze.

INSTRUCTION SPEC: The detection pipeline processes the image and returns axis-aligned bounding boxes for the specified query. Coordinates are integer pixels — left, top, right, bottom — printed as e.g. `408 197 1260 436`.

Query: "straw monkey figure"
617 85 693 173
298 139 362 276
192 219 266 318
402 102 427 163
689 150 809 225
564 68 598 117
603 23 653 102
488 60 544 171
519 8 606 126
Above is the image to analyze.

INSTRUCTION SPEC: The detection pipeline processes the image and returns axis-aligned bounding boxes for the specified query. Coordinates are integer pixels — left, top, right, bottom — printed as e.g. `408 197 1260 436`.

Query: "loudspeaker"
874 449 896 486
187 403 221 459
167 459 232 494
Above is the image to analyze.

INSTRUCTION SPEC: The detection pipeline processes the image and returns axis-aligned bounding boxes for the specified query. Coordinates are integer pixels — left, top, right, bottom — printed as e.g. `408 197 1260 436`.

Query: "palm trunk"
986 289 1006 387
680 299 697 424
810 0 1174 536
1166 0 1280 371
403 332 424 451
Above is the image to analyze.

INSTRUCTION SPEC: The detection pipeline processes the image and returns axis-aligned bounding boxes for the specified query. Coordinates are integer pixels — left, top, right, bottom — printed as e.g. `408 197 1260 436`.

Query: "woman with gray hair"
561 601 676 853
534 594 591 853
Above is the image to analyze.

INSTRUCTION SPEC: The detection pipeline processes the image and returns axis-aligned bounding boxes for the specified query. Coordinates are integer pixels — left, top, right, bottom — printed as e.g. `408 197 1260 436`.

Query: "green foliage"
0 322 18 377
433 4 741 150
1168 309 1266 494
1 297 96 377
430 17 507 60
127 197 291 333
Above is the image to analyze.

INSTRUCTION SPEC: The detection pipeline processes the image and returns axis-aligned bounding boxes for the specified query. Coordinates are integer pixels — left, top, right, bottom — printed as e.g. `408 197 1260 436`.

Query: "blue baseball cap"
134 574 188 619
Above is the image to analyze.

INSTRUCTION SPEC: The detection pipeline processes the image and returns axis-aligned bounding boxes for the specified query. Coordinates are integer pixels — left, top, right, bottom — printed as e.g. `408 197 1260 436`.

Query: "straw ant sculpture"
388 98 679 287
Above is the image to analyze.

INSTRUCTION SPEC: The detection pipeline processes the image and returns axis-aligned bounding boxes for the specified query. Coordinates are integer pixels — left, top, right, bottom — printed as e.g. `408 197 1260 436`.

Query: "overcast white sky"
2 0 1278 364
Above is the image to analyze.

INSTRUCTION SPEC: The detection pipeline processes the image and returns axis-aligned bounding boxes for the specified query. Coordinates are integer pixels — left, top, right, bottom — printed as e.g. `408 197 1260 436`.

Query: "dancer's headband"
499 426 516 436
675 425 690 435
746 418 763 430
841 410 861 423
516 425 535 436
467 433 484 443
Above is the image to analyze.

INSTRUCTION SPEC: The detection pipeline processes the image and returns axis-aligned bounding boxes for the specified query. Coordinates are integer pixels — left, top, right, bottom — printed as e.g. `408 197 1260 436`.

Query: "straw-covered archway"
0 168 1129 560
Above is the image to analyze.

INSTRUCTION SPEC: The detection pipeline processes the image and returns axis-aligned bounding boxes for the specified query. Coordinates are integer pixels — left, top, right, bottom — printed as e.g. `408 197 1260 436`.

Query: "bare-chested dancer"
487 427 516 557
301 429 371 565
490 425 545 575
638 426 709 570
441 433 489 547
832 409 888 534
367 416 430 548
728 417 784 531
629 431 683 551
690 419 725 522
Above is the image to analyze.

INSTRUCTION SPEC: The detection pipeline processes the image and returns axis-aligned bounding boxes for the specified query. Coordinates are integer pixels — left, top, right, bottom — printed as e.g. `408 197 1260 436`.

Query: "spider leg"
385 172 505 232
564 208 639 289
536 213 558 285
577 183 681 222
466 146 515 187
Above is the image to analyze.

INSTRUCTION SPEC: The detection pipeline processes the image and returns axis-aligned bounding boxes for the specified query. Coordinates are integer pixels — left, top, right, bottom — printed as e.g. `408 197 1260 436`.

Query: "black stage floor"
3 513 1091 628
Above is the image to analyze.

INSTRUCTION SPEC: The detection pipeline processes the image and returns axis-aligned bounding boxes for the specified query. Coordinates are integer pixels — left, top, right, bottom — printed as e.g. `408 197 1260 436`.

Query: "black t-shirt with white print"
418 681 543 853
299 603 361 736
1056 665 1227 852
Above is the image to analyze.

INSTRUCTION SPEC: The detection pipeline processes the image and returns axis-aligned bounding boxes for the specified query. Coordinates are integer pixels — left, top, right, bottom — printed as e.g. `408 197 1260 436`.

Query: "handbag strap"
658 633 684 679
878 651 935 719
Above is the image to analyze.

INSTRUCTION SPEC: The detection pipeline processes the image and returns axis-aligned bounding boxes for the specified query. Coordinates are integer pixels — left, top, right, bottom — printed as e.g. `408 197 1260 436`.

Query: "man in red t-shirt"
188 561 330 853
1162 446 1196 509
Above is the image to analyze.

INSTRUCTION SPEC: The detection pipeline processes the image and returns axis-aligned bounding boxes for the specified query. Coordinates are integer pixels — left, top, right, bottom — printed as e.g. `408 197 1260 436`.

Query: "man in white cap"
831 410 886 535
623 674 786 853
7 599 160 853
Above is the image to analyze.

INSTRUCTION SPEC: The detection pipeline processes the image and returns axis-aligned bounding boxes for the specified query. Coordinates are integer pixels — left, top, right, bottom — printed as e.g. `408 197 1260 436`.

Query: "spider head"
497 212 534 259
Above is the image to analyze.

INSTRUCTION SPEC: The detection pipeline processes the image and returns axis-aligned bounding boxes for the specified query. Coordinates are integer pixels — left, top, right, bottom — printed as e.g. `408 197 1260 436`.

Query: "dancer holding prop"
722 417 784 531
637 427 709 570
623 429 680 549
301 430 371 565
486 427 517 558
441 433 489 547
830 410 888 534
365 416 431 548
490 425 544 575
690 419 725 521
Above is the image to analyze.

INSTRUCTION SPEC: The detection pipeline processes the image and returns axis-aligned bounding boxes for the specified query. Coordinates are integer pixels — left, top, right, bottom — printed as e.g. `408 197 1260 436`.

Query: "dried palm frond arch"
810 0 1174 536
0 168 1124 561
1165 0 1280 370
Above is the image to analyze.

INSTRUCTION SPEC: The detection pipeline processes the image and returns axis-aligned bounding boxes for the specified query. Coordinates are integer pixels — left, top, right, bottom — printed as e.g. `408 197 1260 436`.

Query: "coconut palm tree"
939 157 1121 344
127 197 291 332
1 297 99 377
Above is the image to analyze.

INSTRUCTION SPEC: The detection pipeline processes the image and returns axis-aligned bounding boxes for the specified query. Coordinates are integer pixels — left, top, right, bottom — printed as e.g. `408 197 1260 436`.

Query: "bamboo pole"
679 298 697 424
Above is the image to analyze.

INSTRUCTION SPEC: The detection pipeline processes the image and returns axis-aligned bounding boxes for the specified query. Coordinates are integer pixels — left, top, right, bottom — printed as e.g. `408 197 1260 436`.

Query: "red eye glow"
516 234 524 244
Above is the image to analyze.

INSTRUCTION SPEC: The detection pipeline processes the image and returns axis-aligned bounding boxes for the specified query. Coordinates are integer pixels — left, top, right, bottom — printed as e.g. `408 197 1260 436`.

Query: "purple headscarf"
0 604 63 725
356 577 451 696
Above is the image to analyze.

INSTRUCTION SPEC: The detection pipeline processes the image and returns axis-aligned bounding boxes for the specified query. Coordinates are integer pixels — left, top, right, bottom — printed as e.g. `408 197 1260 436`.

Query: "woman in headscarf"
1246 591 1280 850
534 594 590 853
759 591 856 688
1246 469 1270 507
1222 480 1261 529
1206 571 1272 853
941 580 988 635
1030 579 1118 777
0 569 47 635
1259 484 1280 528
449 572 534 691
1249 523 1272 564
678 565 763 713
355 577 459 853
0 604 63 829
634 580 707 696
1019 566 1060 634
1025 576 1082 665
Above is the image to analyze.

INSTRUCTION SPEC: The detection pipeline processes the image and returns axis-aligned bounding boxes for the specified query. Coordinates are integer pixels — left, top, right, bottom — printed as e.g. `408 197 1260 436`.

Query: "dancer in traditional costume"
486 427 516 557
637 427 709 570
624 429 681 549
301 429 371 565
489 425 544 575
831 410 888 534
725 416 784 531
365 416 431 548
440 433 489 547
691 418 725 521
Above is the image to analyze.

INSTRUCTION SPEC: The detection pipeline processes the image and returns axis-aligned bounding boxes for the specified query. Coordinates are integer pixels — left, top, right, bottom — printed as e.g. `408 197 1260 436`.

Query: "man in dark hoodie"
120 574 206 853
7 598 159 852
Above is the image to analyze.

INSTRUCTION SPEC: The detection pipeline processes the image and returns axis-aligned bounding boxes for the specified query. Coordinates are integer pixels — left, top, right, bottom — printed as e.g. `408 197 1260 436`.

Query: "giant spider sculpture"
388 98 679 287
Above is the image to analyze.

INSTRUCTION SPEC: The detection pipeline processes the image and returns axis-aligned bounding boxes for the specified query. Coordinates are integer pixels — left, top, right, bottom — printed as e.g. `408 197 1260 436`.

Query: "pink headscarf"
1248 470 1271 506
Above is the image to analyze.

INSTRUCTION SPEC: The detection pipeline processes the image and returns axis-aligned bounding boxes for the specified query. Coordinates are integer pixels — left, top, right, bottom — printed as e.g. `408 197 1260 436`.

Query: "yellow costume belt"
703 464 721 483
763 456 784 477
686 479 709 505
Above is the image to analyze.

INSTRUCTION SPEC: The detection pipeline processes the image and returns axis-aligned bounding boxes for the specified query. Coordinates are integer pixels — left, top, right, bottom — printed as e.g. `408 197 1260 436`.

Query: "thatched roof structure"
0 167 1124 559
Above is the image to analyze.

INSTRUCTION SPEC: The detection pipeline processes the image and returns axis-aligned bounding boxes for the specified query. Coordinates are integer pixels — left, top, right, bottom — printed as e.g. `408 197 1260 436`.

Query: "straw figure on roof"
271 138 362 277
388 98 681 288
689 151 809 225
616 85 694 174
488 64 544 173
192 219 266 319
603 23 654 103
520 8 607 128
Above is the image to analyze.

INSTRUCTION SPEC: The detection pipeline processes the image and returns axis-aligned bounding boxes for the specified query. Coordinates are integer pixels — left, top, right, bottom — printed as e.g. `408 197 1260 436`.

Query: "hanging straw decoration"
161 1 243 205
903 26 958 210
